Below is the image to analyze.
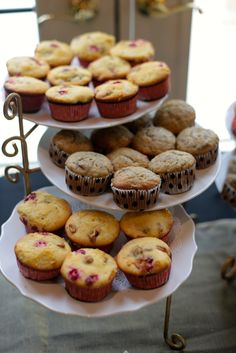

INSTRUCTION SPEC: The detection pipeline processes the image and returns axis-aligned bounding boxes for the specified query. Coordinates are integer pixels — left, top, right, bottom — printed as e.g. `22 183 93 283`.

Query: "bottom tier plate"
0 186 196 317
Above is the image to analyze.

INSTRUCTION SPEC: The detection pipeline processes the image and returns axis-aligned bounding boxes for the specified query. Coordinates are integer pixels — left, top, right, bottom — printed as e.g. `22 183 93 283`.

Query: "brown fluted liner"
160 166 195 195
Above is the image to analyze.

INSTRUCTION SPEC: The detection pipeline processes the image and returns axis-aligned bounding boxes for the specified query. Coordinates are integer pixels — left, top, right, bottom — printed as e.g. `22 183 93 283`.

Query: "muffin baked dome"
6 56 50 79
35 40 73 67
47 65 92 86
107 147 149 171
110 39 154 65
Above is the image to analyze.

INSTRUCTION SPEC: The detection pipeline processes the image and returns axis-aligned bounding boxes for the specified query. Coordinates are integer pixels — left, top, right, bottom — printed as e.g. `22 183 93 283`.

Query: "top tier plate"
24 96 166 130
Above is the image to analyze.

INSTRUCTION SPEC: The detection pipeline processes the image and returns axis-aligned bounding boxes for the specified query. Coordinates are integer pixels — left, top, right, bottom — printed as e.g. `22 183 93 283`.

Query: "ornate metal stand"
2 94 186 350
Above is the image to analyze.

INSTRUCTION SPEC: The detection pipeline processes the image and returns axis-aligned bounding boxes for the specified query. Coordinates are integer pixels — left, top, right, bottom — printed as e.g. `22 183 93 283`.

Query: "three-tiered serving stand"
0 92 220 350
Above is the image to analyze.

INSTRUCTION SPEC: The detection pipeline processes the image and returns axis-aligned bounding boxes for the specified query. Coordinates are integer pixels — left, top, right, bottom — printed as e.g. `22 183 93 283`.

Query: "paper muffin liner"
160 167 195 195
5 88 45 113
49 142 70 168
16 259 60 281
221 181 236 208
138 76 170 101
79 58 92 68
65 167 112 196
48 101 92 122
64 279 113 302
111 184 161 210
195 145 218 169
124 266 171 289
95 95 137 118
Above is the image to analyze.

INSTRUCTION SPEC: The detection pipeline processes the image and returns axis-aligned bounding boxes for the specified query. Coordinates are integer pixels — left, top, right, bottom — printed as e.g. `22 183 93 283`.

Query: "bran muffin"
16 191 72 233
49 129 93 168
131 126 176 157
107 147 149 171
176 127 219 169
61 248 118 301
153 99 196 135
116 237 171 289
65 151 113 195
124 114 153 134
47 65 92 86
91 125 134 154
120 209 174 244
35 40 74 67
111 166 161 210
65 210 120 252
6 56 50 79
15 232 71 281
221 173 236 208
149 150 196 194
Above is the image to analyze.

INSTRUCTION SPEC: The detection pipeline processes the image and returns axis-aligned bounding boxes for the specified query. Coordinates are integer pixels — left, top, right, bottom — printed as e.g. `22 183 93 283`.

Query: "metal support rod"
164 295 186 350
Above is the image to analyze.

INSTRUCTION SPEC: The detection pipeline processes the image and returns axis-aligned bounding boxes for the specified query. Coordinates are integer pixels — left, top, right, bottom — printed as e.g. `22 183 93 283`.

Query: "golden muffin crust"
153 99 196 135
120 209 174 239
107 147 149 171
132 126 176 156
65 210 120 247
176 127 219 156
110 39 154 63
111 166 161 190
94 79 138 102
88 55 131 81
65 151 113 177
47 65 92 86
46 85 94 104
61 248 117 288
52 130 93 154
35 40 73 67
70 31 115 61
6 56 50 79
4 76 49 95
91 125 134 154
17 191 72 232
15 232 71 271
149 150 196 173
127 61 170 87
117 237 171 276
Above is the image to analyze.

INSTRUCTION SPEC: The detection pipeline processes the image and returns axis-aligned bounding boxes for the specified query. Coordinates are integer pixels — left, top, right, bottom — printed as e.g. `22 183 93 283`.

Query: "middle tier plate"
38 128 221 211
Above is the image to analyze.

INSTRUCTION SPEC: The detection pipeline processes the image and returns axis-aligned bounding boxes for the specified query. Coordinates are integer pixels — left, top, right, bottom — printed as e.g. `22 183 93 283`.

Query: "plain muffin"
107 147 149 171
110 39 154 65
35 40 73 67
6 56 50 79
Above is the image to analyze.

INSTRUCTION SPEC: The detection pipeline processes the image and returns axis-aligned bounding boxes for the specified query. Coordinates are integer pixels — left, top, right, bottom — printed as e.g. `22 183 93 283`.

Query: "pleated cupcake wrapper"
5 88 45 113
138 76 170 101
49 143 70 168
160 167 195 195
125 266 171 289
16 259 60 281
195 145 218 169
64 279 113 302
95 95 137 118
111 184 161 210
65 167 112 196
48 101 92 122
221 181 236 208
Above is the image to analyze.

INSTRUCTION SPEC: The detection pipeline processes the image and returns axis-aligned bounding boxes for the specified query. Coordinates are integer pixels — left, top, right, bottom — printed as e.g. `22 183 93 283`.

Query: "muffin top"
61 248 118 288
132 126 176 156
65 210 120 246
225 173 236 189
111 166 161 190
88 55 131 82
124 114 153 133
70 31 115 61
153 99 196 135
46 85 94 104
149 150 196 173
116 237 171 276
17 191 72 232
91 125 133 154
65 151 113 177
35 40 74 67
94 79 138 102
15 232 71 270
127 61 170 87
120 209 174 239
110 39 154 62
107 147 149 171
176 127 219 155
6 56 50 79
4 76 49 94
52 130 93 154
47 65 92 86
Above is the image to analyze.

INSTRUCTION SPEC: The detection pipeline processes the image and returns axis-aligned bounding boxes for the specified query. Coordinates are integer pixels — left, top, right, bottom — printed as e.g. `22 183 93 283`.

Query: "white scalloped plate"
37 128 221 211
0 186 197 317
24 96 166 130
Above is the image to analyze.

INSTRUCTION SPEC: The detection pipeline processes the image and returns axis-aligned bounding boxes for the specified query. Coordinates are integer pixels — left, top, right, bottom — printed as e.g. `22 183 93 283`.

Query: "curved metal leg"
164 295 186 351
221 256 236 281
